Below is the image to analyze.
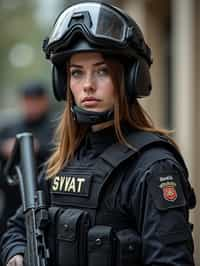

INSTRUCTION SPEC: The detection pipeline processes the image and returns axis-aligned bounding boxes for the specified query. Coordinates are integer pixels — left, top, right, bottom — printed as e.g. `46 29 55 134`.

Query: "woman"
1 1 196 265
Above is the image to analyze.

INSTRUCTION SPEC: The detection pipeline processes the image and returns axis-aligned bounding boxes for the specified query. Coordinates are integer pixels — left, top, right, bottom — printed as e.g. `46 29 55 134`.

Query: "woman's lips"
82 97 101 107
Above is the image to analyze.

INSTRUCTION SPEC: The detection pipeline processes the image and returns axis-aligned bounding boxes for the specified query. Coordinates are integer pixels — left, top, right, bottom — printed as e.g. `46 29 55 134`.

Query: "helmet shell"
43 1 153 101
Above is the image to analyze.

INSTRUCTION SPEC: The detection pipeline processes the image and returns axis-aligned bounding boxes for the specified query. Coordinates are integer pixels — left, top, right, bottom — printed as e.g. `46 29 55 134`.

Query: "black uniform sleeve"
129 159 195 265
0 206 26 265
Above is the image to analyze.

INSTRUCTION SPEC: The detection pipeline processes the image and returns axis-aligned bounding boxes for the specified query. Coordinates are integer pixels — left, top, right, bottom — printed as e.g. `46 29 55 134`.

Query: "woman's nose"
83 73 96 92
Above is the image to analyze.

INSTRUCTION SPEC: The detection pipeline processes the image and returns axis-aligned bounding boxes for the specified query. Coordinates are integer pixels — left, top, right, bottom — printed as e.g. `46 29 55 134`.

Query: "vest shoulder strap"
94 131 188 186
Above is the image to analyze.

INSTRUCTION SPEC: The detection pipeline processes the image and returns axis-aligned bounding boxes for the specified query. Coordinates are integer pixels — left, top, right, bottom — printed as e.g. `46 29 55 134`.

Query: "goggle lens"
48 3 127 49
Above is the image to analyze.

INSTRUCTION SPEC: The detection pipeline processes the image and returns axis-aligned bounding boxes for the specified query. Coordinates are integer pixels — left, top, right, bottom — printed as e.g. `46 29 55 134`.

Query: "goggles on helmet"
43 2 144 59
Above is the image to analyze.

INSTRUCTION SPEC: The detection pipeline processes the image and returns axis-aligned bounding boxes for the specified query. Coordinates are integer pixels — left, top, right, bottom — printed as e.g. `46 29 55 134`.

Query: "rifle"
4 132 50 266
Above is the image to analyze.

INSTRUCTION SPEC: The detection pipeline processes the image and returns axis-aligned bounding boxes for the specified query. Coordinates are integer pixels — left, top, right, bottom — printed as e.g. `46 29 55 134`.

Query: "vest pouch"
46 207 62 266
115 229 141 266
88 225 116 266
56 208 90 266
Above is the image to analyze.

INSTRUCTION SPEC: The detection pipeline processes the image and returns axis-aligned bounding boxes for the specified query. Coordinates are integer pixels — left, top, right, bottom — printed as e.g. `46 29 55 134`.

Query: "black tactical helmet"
43 1 153 102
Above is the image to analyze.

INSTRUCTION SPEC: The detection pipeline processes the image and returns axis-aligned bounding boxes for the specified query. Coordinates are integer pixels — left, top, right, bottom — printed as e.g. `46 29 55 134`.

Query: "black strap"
95 131 188 187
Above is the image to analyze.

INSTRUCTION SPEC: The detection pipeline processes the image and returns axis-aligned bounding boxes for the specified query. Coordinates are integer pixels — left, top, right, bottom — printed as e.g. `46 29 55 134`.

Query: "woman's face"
69 52 115 113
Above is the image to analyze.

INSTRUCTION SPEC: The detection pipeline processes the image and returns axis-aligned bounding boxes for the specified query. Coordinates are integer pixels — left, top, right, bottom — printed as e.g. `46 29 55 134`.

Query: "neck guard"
71 105 113 125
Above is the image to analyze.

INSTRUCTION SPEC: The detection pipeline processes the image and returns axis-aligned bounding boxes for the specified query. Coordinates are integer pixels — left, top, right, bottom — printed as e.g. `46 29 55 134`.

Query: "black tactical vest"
47 131 194 266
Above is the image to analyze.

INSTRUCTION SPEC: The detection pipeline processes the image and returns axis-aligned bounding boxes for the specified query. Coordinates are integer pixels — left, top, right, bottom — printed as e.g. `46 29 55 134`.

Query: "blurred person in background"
0 81 55 239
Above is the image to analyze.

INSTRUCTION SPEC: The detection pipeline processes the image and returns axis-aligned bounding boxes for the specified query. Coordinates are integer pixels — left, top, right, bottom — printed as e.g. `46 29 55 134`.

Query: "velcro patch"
50 174 92 197
148 173 186 210
162 183 177 201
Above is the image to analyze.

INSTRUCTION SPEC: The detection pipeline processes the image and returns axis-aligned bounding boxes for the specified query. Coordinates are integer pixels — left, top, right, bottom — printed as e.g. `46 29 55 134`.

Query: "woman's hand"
6 255 23 266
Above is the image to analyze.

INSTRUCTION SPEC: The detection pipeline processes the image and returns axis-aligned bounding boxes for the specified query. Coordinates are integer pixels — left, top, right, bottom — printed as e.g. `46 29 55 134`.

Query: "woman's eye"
97 67 109 76
70 69 82 78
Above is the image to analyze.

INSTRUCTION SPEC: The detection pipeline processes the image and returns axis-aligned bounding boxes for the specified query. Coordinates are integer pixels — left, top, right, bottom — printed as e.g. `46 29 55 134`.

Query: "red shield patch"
163 185 177 202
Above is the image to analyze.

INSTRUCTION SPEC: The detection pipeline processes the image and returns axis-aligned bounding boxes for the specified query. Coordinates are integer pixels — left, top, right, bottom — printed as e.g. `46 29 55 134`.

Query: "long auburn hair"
47 55 173 178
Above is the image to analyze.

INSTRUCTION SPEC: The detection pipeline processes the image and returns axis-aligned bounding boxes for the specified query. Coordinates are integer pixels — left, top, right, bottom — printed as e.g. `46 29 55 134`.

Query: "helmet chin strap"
71 105 114 125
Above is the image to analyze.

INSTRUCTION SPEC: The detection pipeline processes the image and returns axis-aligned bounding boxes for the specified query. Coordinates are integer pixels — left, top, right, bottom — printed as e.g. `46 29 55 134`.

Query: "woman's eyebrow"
93 61 105 66
69 61 106 68
69 64 83 68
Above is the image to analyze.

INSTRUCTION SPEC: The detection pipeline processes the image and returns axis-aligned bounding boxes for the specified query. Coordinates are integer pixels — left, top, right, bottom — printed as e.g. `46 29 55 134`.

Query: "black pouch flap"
54 208 90 266
116 229 141 265
88 226 115 266
57 208 85 241
88 225 114 250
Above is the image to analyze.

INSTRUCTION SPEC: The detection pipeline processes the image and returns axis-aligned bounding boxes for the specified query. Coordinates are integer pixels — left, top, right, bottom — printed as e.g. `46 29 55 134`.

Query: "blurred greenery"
0 0 65 110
